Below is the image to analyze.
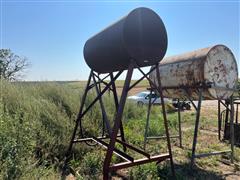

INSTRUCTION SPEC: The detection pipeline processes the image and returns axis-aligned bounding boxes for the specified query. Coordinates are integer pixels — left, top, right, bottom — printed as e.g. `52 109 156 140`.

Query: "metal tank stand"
143 88 183 150
63 62 176 179
181 87 235 168
218 99 231 141
219 98 240 146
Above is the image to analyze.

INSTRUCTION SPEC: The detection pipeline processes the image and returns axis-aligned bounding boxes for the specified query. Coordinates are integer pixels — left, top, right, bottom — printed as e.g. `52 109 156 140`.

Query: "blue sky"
1 1 239 81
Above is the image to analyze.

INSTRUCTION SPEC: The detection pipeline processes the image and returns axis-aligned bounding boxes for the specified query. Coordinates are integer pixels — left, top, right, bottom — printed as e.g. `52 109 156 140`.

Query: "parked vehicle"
127 91 170 106
172 98 191 110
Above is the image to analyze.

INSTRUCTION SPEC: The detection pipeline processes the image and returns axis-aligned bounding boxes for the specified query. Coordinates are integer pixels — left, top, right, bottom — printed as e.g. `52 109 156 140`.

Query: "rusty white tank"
150 45 238 100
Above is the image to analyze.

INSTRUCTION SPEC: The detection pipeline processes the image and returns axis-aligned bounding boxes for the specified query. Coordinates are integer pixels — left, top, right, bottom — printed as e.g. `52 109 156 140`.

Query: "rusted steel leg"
218 100 221 140
236 103 238 124
78 71 123 120
190 88 203 168
224 100 230 138
92 73 111 135
183 89 197 111
103 65 134 180
177 99 183 148
63 71 93 172
155 64 176 177
110 73 127 152
230 96 234 163
98 81 106 136
144 89 153 150
128 66 157 91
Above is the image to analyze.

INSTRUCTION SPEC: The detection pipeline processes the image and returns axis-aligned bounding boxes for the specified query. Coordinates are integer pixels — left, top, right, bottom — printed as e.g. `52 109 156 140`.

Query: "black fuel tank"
83 7 168 73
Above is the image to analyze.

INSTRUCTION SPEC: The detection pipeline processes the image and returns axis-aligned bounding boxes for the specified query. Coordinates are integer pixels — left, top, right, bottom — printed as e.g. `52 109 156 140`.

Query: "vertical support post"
63 71 93 169
190 88 203 168
110 73 127 152
218 100 221 140
230 96 234 163
98 80 106 137
144 89 153 150
177 99 183 148
236 103 238 124
92 74 111 135
155 64 175 177
103 64 134 180
224 100 230 139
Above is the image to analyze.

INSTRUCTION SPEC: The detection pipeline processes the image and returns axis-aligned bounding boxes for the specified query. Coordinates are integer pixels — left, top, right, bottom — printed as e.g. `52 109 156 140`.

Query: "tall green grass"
0 80 178 179
0 81 80 179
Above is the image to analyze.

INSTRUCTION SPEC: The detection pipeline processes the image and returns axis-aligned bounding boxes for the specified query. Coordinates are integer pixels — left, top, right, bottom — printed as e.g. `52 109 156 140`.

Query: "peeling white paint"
150 45 238 100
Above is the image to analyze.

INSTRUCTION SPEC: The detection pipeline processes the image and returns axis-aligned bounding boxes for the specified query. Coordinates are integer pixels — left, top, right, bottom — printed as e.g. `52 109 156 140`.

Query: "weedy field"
0 80 239 179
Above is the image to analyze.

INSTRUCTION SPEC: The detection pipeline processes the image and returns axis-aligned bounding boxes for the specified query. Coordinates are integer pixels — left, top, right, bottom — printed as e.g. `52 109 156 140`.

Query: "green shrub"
0 81 77 178
129 163 159 180
75 151 104 179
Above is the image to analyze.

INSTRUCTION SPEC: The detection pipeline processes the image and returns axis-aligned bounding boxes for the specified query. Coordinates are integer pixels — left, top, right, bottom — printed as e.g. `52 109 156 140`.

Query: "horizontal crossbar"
146 135 179 140
91 137 134 162
194 150 231 159
116 139 150 158
73 135 121 143
109 153 170 171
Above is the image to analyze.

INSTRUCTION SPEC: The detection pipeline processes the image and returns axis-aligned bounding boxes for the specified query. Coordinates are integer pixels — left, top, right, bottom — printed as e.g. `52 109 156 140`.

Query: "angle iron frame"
145 84 235 168
175 86 234 168
63 62 176 179
143 88 183 150
219 97 239 147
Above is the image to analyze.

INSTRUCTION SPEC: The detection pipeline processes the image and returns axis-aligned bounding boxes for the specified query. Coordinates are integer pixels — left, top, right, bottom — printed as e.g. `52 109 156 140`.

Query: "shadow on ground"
158 162 224 180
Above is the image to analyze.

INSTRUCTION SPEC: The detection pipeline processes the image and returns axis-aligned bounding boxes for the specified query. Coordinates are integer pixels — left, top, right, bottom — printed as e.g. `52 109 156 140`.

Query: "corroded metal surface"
150 45 238 100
